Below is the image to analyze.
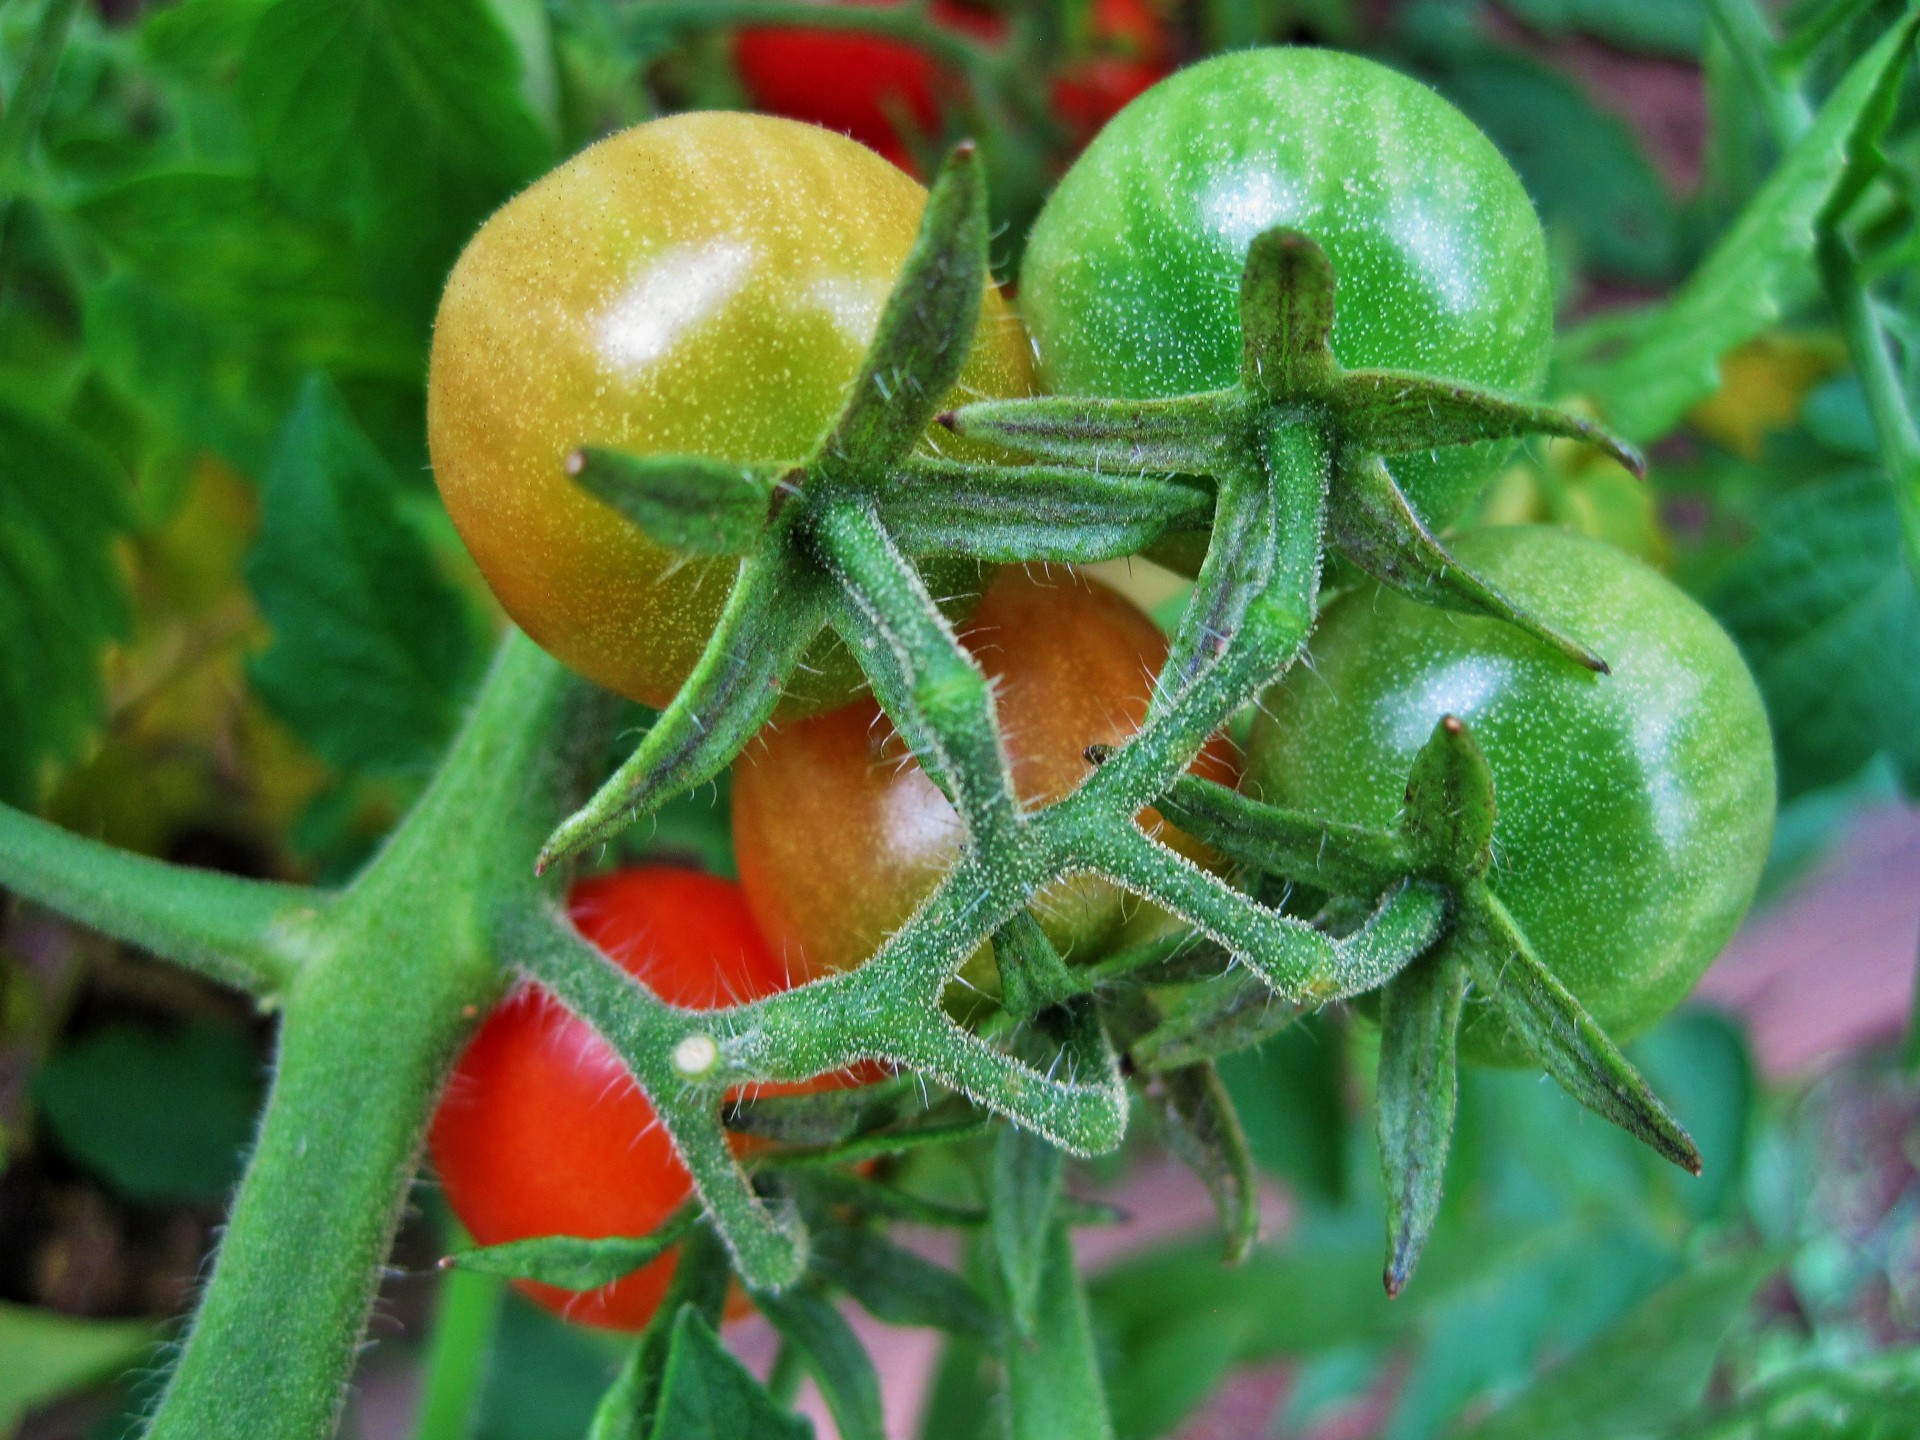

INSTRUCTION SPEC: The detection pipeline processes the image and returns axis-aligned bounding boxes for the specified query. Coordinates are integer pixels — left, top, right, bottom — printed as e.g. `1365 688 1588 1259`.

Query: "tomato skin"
1019 48 1553 529
735 0 1169 172
428 113 1031 713
732 568 1237 976
429 867 847 1331
1244 527 1776 1065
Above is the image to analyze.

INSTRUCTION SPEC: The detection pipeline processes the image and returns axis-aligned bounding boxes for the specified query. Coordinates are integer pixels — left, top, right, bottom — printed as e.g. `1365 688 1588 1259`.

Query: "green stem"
144 634 578 1440
0 805 320 1000
411 1262 504 1440
1706 0 1814 141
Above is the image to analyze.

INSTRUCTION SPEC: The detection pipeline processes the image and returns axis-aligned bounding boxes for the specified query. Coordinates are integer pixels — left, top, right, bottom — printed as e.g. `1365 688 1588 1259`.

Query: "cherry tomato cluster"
426 46 1774 1330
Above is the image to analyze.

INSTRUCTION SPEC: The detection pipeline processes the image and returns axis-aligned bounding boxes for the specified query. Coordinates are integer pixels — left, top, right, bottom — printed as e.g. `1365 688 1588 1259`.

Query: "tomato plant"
427 111 1031 713
1018 48 1554 529
732 566 1237 976
429 865 851 1330
1244 526 1777 1062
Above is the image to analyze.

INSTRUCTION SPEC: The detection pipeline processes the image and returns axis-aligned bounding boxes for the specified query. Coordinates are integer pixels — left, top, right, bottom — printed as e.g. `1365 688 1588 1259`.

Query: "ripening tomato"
731 568 1237 977
1244 527 1776 1064
734 0 1170 173
1019 48 1553 530
429 867 858 1330
428 113 1032 713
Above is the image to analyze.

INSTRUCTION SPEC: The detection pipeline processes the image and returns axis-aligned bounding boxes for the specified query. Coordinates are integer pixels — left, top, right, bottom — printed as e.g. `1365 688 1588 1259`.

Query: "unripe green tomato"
1245 527 1776 1065
429 112 1032 711
1019 48 1553 530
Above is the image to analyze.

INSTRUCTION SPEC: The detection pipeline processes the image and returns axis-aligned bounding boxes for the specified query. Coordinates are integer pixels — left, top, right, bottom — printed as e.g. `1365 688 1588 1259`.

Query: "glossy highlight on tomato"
1245 527 1776 1064
1019 48 1553 528
732 567 1237 977
429 867 852 1330
428 112 1032 713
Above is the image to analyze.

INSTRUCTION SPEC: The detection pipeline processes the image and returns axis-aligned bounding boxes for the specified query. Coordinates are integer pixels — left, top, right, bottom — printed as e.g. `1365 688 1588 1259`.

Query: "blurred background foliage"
1 0 1918 1436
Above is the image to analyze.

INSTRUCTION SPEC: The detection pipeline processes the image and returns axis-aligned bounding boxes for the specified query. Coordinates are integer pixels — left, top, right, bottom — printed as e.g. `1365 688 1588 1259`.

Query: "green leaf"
1003 1222 1114 1440
1712 470 1920 797
246 376 485 772
1556 13 1919 440
810 1227 995 1339
1451 1253 1775 1440
1496 0 1707 58
443 1207 694 1290
239 0 552 317
992 1126 1065 1340
646 1307 811 1440
1141 1063 1259 1264
0 398 131 807
0 1302 155 1433
478 1293 619 1440
752 1285 883 1440
32 1022 262 1202
1433 47 1679 282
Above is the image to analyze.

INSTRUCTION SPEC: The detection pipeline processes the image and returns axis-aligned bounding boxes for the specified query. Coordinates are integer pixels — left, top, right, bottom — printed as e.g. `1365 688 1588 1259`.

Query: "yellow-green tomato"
428 112 1032 711
1246 527 1776 1064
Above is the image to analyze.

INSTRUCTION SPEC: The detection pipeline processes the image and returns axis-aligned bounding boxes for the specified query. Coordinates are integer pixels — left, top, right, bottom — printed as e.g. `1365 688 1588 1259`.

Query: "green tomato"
1246 526 1775 1064
1019 48 1553 529
428 112 1031 712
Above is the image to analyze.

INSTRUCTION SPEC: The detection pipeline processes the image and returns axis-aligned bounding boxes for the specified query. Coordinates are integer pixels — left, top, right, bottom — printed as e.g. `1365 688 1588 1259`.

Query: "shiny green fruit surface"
1246 526 1776 1064
429 112 1031 711
1019 48 1553 529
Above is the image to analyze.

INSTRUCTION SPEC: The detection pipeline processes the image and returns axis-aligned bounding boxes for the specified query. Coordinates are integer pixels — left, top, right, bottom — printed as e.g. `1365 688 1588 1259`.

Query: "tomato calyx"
1151 712 1702 1296
946 229 1641 674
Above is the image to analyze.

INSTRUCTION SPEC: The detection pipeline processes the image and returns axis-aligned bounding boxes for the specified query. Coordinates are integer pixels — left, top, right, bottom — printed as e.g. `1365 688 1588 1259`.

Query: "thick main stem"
145 634 576 1440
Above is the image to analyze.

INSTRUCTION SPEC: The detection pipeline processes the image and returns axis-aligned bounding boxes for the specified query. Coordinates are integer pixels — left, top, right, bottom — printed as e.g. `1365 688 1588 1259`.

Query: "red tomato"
429 867 852 1330
731 568 1237 978
734 0 1170 172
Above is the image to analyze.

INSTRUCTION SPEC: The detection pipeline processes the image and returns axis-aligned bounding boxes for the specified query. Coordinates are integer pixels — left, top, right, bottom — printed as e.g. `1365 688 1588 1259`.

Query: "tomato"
428 112 1032 713
734 0 1169 173
429 866 856 1330
1018 48 1553 530
732 567 1238 977
1243 526 1775 1064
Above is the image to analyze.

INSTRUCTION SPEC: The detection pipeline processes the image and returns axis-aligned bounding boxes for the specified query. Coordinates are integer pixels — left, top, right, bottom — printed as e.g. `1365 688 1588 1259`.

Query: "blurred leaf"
1003 1222 1113 1440
1710 469 1920 798
1496 0 1707 56
1803 373 1881 458
32 1022 262 1203
645 1308 809 1440
0 1303 154 1434
0 398 132 806
1451 1252 1775 1440
1433 48 1679 282
1631 1011 1756 1223
992 1126 1064 1339
752 1285 882 1440
1688 335 1846 459
239 0 553 319
476 1293 618 1440
246 376 485 773
1217 1014 1347 1205
1556 14 1918 441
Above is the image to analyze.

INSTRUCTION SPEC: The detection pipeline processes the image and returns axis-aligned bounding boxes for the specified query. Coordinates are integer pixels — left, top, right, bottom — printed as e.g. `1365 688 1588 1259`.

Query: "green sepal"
1401 715 1497 880
1239 228 1338 398
941 390 1236 473
724 1072 924 1146
1459 885 1702 1174
1127 970 1301 1073
539 548 828 871
1336 369 1645 475
1328 453 1610 673
1152 770 1413 896
821 143 987 468
754 1113 998 1171
993 910 1080 1019
1375 946 1467 1298
439 1204 697 1291
882 458 1213 562
568 447 780 556
809 1226 997 1340
1141 1061 1260 1263
751 1283 886 1440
